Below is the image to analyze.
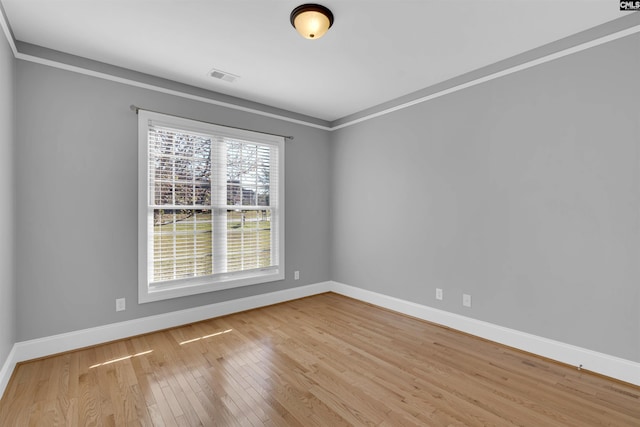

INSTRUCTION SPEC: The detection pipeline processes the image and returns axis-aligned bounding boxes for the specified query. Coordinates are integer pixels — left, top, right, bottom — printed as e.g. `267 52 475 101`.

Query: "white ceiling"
1 0 627 122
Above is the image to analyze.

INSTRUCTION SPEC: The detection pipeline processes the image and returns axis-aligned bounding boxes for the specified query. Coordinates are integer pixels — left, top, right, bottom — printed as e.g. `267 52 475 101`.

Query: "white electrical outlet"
435 288 443 300
294 270 300 280
116 298 126 312
463 294 472 308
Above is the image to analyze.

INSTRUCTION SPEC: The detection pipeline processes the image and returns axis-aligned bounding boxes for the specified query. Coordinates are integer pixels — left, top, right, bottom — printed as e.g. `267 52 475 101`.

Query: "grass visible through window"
153 209 271 282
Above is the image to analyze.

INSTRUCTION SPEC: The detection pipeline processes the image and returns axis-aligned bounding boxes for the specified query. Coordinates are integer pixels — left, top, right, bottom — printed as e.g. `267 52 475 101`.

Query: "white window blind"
138 110 284 303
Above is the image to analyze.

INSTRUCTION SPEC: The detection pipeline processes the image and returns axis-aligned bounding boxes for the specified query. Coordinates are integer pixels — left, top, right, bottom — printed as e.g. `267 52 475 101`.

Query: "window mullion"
172 138 177 280
213 138 227 274
270 146 278 265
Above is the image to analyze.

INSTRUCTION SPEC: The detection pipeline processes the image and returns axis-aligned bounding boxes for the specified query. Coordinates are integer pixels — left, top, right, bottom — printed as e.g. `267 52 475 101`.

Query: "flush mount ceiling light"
290 4 334 40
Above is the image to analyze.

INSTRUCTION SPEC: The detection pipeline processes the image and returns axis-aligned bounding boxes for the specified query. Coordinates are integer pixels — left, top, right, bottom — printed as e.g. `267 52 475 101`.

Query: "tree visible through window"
138 110 284 303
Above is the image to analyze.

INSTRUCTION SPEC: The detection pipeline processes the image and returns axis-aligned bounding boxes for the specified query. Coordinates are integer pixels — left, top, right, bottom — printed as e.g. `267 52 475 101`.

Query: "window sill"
138 268 285 304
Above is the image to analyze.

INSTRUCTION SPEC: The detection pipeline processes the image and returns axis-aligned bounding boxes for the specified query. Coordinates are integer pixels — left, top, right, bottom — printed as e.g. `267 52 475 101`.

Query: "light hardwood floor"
1 293 638 426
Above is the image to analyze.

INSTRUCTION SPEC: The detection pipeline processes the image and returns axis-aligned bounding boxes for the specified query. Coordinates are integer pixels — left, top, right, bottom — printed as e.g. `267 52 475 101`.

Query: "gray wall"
15 61 331 341
8 20 640 367
0 28 15 366
331 34 640 362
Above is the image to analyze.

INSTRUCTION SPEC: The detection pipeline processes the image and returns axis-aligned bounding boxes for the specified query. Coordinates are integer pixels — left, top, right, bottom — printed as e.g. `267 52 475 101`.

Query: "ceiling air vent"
208 68 239 83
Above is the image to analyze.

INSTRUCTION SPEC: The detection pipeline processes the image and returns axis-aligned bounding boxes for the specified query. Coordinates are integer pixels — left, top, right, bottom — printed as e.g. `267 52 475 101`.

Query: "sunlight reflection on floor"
89 350 154 369
179 328 233 345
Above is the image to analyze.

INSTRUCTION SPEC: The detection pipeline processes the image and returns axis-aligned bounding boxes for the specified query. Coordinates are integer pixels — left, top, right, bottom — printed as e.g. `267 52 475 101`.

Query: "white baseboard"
0 345 17 399
330 281 640 386
0 282 332 397
15 282 332 362
2 279 638 399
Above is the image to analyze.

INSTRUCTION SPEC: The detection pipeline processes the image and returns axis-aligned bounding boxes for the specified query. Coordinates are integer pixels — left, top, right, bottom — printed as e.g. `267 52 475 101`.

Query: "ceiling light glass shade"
290 4 334 39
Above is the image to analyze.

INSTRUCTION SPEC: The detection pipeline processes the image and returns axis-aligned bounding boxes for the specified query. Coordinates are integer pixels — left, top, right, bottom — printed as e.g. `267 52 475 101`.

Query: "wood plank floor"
1 293 638 426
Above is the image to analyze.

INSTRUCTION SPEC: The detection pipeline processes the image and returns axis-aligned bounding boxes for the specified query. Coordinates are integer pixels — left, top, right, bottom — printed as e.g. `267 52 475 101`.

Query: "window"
138 110 284 303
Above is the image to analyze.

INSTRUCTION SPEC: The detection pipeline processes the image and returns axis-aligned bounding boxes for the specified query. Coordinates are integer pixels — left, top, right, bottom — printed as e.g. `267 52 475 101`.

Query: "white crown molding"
13 50 333 131
0 1 330 131
0 1 16 57
1 5 639 132
331 23 640 130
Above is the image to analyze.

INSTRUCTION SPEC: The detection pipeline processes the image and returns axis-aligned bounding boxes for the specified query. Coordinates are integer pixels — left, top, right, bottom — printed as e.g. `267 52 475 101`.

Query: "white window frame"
138 110 285 303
